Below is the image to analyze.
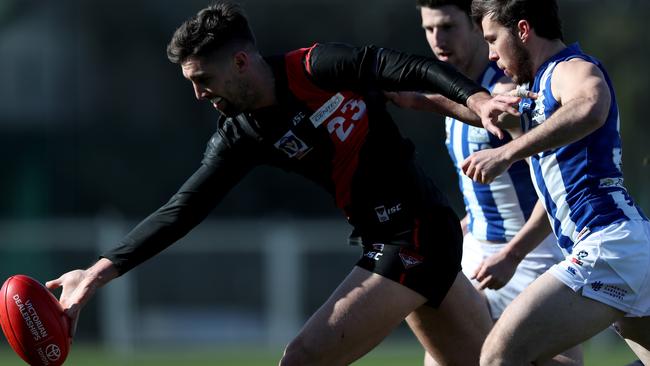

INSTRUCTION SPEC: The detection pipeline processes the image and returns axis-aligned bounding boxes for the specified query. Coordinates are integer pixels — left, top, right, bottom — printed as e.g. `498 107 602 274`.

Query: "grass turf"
0 340 640 365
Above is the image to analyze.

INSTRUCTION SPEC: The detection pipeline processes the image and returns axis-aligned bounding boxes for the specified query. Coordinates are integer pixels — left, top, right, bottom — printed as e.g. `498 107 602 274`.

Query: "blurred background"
1 0 648 364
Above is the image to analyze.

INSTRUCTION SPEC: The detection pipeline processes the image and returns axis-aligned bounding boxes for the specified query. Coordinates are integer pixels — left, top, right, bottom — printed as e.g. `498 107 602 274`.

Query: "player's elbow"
581 93 610 132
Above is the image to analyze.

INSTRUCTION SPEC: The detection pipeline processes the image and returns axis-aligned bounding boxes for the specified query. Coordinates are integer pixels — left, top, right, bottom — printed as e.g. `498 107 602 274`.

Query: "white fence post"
96 215 134 355
265 225 302 347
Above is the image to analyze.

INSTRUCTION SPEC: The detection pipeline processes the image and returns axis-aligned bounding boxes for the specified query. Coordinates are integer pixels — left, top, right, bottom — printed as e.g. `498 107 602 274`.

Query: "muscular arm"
462 59 611 183
498 59 610 163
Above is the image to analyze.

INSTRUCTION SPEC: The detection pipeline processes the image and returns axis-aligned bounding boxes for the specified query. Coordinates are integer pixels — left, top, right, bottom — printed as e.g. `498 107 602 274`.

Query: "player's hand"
472 249 520 290
461 146 513 184
466 92 521 139
46 269 95 338
46 258 118 338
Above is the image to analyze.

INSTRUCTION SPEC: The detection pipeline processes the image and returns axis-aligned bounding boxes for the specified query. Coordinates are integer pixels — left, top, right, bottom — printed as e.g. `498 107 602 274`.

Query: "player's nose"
193 83 208 100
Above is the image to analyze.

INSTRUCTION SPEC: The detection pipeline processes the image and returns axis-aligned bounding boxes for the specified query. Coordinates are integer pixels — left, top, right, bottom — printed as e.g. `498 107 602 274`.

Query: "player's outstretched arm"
46 258 119 337
472 201 553 290
384 91 482 126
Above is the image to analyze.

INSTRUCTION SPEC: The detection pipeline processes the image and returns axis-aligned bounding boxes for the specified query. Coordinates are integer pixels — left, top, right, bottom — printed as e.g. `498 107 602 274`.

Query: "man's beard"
511 40 534 85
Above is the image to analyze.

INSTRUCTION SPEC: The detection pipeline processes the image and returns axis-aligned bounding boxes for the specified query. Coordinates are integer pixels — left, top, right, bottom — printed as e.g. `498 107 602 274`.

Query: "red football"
0 275 70 366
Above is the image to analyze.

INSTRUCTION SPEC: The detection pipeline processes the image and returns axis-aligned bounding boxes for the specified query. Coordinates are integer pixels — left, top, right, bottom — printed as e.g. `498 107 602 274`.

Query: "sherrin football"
1 275 70 366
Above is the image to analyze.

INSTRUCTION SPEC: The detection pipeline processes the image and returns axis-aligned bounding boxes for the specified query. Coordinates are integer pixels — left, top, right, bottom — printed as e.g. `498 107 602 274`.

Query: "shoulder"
551 57 607 103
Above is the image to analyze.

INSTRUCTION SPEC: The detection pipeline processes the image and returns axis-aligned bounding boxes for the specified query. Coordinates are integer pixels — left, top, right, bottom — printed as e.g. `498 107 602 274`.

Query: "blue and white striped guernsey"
520 43 648 252
445 61 538 242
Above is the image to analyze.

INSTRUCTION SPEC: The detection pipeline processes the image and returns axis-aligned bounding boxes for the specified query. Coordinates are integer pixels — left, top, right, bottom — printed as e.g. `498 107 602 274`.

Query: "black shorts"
354 206 463 308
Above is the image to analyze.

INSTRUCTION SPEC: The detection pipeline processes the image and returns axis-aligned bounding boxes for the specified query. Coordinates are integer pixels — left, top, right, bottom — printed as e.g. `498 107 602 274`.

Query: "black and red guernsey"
102 43 486 282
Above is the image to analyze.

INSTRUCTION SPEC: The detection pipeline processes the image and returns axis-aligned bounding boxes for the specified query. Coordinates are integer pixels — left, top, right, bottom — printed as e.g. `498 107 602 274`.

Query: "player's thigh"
483 272 623 363
407 271 493 366
282 266 427 366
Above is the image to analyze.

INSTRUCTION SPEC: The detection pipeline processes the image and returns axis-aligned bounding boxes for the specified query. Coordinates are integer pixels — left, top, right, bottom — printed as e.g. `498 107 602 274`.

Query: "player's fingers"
481 171 494 184
472 264 485 281
45 277 62 290
477 274 493 290
483 120 504 139
461 157 473 175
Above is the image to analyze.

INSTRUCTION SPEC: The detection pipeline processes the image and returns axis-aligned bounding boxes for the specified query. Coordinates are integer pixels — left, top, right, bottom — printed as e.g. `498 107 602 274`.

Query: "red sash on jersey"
284 45 369 210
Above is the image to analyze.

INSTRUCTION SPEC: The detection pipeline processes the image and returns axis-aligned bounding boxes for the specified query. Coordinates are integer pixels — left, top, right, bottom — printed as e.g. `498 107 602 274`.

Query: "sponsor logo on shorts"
577 250 588 259
399 249 423 269
590 281 629 300
603 285 628 300
375 206 390 222
274 131 312 159
374 203 402 223
310 93 344 128
365 251 383 261
566 267 577 276
571 257 583 266
591 281 604 292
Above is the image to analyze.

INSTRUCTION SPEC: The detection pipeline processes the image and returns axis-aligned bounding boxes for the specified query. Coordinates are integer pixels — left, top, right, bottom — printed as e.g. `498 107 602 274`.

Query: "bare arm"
384 91 482 126
384 73 524 130
472 201 553 289
462 59 611 183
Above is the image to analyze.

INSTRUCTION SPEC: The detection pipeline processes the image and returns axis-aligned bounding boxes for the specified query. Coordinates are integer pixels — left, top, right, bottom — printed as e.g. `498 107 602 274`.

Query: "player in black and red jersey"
46 2 524 365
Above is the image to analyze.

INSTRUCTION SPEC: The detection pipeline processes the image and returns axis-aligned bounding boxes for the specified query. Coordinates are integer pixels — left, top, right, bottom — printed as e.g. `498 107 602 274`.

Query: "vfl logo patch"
374 204 402 223
310 93 345 128
274 131 311 159
399 249 423 269
375 206 390 223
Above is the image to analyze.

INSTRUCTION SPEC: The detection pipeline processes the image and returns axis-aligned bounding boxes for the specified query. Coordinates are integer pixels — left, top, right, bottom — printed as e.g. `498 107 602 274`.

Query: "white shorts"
549 219 650 317
462 232 564 319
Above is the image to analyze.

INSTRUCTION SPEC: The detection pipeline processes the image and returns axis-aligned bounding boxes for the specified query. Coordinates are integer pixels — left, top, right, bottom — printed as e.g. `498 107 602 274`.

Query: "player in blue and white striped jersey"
465 0 650 364
413 1 581 365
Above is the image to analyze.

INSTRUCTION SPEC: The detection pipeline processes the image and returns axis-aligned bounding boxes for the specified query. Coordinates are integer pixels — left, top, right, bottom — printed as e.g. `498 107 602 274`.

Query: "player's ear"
233 51 249 73
516 20 531 43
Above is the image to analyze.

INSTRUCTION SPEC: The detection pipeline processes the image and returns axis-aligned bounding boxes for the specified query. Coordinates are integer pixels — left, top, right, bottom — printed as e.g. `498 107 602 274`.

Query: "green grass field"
0 340 640 365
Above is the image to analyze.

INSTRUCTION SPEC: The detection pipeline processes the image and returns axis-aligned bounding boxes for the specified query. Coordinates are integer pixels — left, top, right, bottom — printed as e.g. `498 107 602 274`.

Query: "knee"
480 332 531 366
480 334 507 366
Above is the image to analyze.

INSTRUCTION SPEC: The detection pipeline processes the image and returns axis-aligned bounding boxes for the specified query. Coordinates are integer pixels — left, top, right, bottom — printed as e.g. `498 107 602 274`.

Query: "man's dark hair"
416 0 472 16
167 1 256 64
471 0 563 41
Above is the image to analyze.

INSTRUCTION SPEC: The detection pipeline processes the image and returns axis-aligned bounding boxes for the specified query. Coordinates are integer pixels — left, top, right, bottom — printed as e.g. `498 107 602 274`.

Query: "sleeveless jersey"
520 43 648 251
446 62 537 242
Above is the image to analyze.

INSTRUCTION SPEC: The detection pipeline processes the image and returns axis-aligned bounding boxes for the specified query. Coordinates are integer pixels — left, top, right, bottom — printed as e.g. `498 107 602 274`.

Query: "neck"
254 57 277 109
530 38 566 76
